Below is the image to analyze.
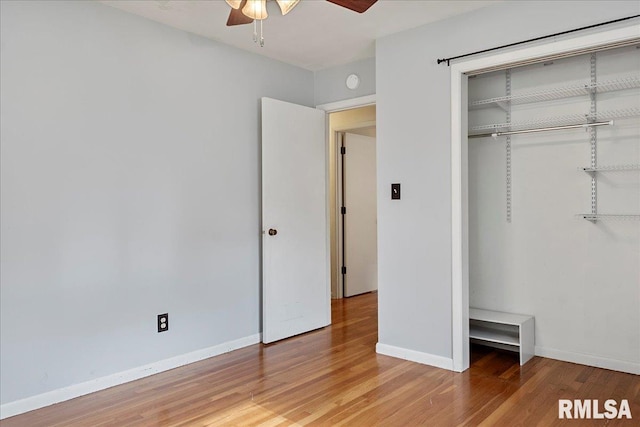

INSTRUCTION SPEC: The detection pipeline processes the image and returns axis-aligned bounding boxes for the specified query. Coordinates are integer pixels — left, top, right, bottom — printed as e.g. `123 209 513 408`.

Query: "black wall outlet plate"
157 313 169 333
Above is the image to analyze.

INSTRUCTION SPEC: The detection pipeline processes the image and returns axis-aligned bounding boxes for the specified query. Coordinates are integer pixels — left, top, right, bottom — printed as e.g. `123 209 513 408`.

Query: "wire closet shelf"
467 63 639 222
469 75 640 110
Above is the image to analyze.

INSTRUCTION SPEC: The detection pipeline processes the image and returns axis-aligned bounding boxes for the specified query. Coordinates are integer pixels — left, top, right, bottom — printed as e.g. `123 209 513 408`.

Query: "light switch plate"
391 183 401 200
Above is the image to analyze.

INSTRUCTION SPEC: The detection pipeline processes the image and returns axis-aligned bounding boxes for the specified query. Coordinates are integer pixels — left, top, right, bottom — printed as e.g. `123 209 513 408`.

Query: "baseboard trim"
376 342 453 371
0 333 261 420
535 345 640 375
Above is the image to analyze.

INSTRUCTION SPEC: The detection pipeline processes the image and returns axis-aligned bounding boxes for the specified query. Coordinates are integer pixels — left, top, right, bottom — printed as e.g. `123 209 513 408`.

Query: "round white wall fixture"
346 73 360 90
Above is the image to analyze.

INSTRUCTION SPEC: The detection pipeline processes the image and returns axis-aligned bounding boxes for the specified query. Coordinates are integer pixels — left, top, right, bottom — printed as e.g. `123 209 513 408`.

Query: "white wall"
0 0 313 407
315 57 375 106
375 1 639 363
469 47 639 370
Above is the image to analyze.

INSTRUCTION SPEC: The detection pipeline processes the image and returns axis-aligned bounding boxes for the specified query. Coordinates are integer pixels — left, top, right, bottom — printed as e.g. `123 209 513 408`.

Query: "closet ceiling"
102 0 500 70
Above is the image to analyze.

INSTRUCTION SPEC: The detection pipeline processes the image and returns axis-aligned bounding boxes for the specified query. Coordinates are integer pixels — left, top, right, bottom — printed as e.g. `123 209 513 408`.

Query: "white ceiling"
102 0 500 71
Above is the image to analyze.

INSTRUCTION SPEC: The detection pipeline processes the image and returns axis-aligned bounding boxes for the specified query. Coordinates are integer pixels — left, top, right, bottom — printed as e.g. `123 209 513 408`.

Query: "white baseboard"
376 342 454 371
0 333 261 420
535 346 640 375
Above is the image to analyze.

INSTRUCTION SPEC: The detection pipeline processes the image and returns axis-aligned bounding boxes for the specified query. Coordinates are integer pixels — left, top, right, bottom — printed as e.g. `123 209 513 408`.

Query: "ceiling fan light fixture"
224 0 378 47
242 0 268 20
225 0 243 9
275 0 300 16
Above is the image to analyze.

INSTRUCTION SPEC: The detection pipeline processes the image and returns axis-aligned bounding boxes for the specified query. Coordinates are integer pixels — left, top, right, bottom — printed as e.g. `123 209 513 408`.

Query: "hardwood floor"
2 292 638 426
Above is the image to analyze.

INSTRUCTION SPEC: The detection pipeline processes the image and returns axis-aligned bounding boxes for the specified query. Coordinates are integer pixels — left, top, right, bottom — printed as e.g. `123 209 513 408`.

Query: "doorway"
260 95 375 344
327 105 377 299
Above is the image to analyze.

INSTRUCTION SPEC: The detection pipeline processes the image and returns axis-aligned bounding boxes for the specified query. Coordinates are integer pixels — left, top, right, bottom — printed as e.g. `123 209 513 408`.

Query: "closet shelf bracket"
580 164 640 173
579 214 640 222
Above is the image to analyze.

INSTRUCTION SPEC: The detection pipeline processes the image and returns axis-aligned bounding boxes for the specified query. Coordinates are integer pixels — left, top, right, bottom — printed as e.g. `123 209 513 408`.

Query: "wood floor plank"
2 292 638 426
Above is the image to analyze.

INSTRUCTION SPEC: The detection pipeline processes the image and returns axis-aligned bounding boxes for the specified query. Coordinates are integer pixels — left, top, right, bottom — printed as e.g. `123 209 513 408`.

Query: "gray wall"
375 1 639 360
314 57 376 105
0 0 313 404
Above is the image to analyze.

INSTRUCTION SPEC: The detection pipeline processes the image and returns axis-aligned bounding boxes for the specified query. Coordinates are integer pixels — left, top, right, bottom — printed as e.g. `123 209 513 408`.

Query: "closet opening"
450 26 640 373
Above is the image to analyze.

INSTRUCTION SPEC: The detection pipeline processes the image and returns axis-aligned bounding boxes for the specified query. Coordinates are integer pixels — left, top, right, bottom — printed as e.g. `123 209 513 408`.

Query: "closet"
466 44 639 369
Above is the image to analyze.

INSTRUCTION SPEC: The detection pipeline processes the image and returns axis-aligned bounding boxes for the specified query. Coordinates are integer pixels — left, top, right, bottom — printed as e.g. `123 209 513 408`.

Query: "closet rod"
468 120 613 139
437 15 640 66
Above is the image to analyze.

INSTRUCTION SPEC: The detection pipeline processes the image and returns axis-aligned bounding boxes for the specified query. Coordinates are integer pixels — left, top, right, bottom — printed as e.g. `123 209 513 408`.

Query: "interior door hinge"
341 266 347 275
340 146 346 155
341 206 346 215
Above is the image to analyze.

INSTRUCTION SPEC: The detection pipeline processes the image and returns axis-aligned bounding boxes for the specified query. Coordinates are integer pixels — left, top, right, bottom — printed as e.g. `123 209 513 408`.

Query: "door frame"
449 25 639 372
317 95 376 113
317 95 376 299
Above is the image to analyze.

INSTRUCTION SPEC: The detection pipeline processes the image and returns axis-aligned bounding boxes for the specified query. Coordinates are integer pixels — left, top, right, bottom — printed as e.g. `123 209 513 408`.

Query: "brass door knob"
268 229 278 236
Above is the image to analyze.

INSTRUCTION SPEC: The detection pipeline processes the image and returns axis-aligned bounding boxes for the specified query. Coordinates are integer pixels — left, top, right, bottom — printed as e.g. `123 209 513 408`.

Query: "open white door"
343 133 378 297
261 97 330 344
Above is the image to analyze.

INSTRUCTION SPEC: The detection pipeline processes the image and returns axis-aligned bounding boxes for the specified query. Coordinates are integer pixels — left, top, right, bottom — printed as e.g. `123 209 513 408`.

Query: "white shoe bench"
469 308 535 365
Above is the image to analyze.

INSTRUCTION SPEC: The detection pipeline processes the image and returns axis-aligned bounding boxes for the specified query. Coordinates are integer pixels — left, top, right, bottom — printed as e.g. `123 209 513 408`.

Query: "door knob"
268 229 278 236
